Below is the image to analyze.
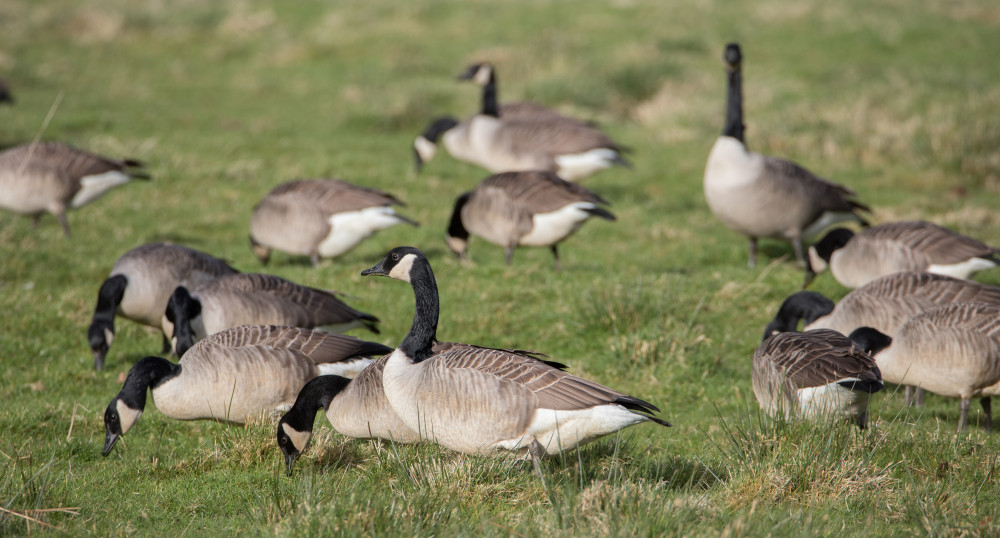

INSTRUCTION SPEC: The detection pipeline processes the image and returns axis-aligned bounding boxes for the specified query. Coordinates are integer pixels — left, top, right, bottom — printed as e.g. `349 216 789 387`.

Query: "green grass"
2 0 1000 534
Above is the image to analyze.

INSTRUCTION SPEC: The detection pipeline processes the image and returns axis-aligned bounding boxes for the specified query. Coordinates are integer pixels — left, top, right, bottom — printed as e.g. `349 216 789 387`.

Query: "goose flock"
2 40 998 481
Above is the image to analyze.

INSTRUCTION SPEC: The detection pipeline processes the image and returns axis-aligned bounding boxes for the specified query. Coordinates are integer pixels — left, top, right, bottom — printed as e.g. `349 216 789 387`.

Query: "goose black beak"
284 453 298 476
361 261 387 277
102 431 119 457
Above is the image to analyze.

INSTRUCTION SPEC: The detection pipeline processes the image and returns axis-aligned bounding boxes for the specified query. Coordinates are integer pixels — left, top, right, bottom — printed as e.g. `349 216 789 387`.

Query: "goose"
0 141 150 237
457 62 592 123
249 179 418 267
101 325 393 456
413 105 628 182
764 273 1000 406
445 170 616 270
869 303 1000 432
88 243 239 370
360 246 670 471
162 272 380 357
703 43 869 269
754 328 890 428
807 221 1000 288
277 344 574 475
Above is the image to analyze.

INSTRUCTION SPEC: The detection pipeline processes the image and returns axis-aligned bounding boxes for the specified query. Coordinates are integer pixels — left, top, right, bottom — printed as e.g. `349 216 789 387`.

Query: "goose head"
847 327 892 356
249 235 271 265
102 356 180 456
361 246 426 283
806 228 855 282
762 291 835 341
445 192 472 260
413 117 459 172
88 321 114 371
457 62 494 86
164 286 202 357
277 375 352 476
724 43 742 71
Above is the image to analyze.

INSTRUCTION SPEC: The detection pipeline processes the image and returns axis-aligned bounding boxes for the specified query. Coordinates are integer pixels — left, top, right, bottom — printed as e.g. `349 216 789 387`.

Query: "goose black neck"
723 67 744 141
89 274 127 338
762 291 835 341
283 375 352 432
400 259 440 362
117 356 182 411
481 70 499 118
447 192 471 241
166 287 200 357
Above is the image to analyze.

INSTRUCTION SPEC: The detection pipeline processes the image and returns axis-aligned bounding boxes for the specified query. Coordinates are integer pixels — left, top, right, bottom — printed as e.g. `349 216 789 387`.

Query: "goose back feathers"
0 142 150 237
88 243 238 370
249 179 418 266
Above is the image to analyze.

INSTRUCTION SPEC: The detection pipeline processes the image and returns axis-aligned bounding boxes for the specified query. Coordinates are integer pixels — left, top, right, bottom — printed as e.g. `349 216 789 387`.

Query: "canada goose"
249 179 418 267
754 328 890 428
102 325 393 456
765 273 1000 407
870 303 1000 432
445 170 616 270
457 62 592 124
88 243 239 370
162 273 380 357
807 221 1000 288
413 111 628 182
278 343 573 474
360 246 670 471
703 43 869 269
0 141 150 237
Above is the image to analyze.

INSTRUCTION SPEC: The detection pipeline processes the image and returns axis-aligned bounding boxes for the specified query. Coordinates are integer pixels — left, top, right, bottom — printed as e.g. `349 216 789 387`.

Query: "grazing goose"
703 43 869 269
457 62 591 123
413 104 628 182
360 246 670 470
278 344 574 474
102 325 393 456
0 141 150 237
870 303 1000 432
445 170 616 270
807 221 1000 288
754 328 890 428
88 243 239 370
162 273 380 357
249 179 418 267
765 273 1000 406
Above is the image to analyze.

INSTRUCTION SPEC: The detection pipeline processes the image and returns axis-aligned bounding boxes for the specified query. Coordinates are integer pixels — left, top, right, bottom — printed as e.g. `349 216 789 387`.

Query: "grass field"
2 0 1000 535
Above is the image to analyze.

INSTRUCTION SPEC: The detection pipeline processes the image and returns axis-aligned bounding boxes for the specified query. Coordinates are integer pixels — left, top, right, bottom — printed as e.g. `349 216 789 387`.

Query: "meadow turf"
2 0 1000 535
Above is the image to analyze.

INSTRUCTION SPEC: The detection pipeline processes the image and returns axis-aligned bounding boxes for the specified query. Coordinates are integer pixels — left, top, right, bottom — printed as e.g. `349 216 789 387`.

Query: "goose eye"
391 253 399 261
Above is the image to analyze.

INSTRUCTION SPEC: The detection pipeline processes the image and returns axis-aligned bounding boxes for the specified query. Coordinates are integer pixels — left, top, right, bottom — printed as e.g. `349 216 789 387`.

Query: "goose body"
703 43 868 269
87 243 238 370
446 170 615 269
361 247 669 465
101 325 393 456
0 142 150 237
753 328 889 427
871 303 1000 431
162 273 380 357
808 221 1000 288
249 179 417 267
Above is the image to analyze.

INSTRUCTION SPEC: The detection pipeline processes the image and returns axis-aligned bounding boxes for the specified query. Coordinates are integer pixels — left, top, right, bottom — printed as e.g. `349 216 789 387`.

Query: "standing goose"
249 179 418 267
360 246 670 470
807 221 1000 288
703 43 869 269
754 328 890 428
88 243 239 370
278 344 573 474
162 273 380 357
765 273 1000 406
457 62 592 124
413 104 628 182
0 141 150 237
101 325 393 456
445 170 616 270
870 303 1000 432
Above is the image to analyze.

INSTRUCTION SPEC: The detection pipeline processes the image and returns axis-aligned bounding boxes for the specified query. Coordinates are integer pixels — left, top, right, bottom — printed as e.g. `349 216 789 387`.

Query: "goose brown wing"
266 179 403 215
499 117 621 155
4 142 145 180
761 156 868 215
862 221 997 264
758 329 881 388
201 325 391 364
430 343 659 414
480 171 609 214
203 274 377 326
